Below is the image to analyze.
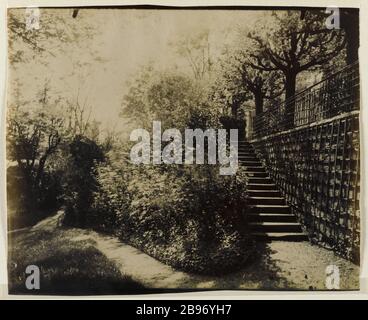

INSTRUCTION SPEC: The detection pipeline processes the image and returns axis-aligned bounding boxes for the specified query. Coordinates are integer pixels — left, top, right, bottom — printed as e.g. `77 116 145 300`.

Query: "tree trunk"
254 92 264 115
285 71 297 129
342 9 359 65
254 91 264 135
34 154 48 188
231 102 238 118
344 20 359 65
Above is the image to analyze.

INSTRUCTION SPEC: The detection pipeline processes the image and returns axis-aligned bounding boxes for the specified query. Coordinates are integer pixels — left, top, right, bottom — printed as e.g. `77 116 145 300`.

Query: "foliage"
90 160 252 274
6 104 65 229
62 135 105 227
8 8 97 64
170 29 213 80
7 165 63 229
7 106 64 186
88 162 131 233
6 80 107 229
121 69 219 131
247 10 346 103
212 52 284 116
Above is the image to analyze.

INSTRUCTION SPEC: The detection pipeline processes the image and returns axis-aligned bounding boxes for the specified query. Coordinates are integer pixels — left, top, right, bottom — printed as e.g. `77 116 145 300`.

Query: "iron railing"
253 62 360 139
250 62 360 262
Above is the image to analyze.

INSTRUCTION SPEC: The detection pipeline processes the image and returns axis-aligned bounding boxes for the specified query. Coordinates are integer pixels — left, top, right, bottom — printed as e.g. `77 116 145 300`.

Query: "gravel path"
88 233 359 290
24 213 359 290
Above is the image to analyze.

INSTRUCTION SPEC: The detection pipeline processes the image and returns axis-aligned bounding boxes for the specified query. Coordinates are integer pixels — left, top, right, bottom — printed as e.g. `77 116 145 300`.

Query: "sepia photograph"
5 5 360 295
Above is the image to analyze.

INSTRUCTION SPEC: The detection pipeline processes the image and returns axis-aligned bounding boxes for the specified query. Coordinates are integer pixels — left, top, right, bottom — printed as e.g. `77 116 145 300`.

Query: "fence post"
245 110 253 140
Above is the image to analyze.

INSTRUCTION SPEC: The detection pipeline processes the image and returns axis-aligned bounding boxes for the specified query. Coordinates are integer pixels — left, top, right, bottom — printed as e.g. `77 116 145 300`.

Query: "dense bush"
6 106 65 229
90 160 253 274
88 163 131 233
62 135 105 227
7 165 63 229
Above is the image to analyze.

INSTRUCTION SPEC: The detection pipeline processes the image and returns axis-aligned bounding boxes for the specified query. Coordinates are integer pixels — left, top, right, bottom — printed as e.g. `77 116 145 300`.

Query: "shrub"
91 161 253 274
7 165 63 230
62 135 104 227
89 163 131 233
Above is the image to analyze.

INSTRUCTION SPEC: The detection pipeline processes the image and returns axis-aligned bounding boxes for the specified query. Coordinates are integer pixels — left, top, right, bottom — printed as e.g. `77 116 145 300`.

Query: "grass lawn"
8 226 145 295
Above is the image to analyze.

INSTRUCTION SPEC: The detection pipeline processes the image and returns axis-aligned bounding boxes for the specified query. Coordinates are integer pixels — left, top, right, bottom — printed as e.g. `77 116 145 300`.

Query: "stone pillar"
245 110 253 140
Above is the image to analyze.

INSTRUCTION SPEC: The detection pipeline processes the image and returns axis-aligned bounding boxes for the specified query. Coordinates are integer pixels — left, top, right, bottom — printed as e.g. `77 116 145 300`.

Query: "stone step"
238 150 254 153
247 183 277 190
245 171 269 178
242 166 265 172
238 158 260 162
237 142 253 145
239 150 308 242
248 204 290 214
249 222 302 233
238 151 256 155
247 190 281 197
238 145 256 153
248 213 297 222
248 196 285 205
238 153 257 157
247 177 273 183
252 232 308 242
238 155 258 160
238 161 262 166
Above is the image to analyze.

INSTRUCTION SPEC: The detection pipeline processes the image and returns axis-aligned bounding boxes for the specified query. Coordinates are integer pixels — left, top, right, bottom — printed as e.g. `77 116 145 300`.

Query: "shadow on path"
8 213 359 293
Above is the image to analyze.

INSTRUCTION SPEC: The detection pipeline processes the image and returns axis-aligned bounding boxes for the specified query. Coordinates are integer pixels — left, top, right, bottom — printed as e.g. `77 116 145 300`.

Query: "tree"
213 50 283 118
210 63 249 118
8 8 97 64
170 30 213 80
121 68 215 131
300 8 359 65
248 10 345 127
236 59 283 116
65 90 95 138
6 90 65 228
7 86 65 190
340 9 359 65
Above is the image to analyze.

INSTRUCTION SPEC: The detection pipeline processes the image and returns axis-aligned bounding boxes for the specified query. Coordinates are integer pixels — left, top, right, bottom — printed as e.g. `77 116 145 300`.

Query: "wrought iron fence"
253 62 360 139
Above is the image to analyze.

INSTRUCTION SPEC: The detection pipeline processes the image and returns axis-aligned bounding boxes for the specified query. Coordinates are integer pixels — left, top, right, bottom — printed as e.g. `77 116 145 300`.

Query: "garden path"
26 213 359 291
82 230 359 290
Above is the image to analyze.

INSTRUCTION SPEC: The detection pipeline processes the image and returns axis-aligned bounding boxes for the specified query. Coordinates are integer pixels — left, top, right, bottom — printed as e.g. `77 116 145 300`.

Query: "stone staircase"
238 140 308 241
